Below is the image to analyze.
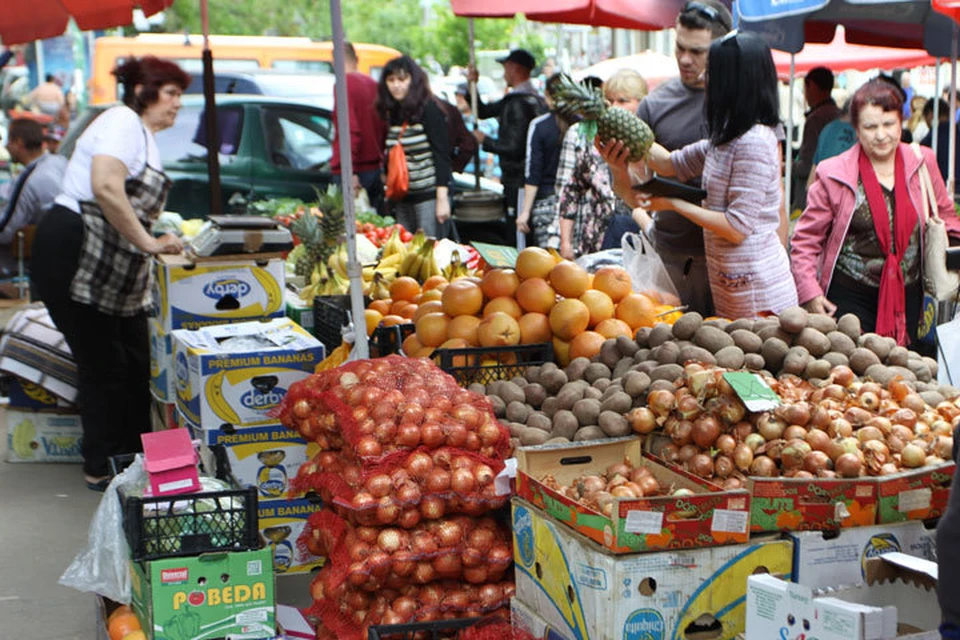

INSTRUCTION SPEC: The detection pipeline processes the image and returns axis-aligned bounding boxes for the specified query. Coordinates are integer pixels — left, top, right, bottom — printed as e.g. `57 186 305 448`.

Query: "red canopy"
771 27 937 79
1 0 173 46
450 0 685 30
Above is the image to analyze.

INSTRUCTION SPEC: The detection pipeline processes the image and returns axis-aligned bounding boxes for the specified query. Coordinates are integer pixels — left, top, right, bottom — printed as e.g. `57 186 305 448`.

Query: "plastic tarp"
450 0 689 30
1 0 174 46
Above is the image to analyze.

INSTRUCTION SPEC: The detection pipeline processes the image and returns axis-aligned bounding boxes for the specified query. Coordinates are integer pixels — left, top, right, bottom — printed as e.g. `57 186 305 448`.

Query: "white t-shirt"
55 105 162 213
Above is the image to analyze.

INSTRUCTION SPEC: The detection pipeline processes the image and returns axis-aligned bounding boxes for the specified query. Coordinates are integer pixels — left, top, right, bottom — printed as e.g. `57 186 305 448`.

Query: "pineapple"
315 185 344 264
552 73 654 162
290 212 324 277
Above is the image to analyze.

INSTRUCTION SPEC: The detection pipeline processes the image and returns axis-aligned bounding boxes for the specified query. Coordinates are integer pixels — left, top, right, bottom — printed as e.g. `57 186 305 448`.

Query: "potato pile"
477 306 956 450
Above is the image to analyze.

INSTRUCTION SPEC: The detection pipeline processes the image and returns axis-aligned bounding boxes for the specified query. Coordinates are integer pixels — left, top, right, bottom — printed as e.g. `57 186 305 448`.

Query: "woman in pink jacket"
791 79 960 348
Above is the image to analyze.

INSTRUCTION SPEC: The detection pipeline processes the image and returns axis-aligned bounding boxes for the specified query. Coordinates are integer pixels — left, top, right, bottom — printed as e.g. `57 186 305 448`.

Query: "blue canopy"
737 0 958 56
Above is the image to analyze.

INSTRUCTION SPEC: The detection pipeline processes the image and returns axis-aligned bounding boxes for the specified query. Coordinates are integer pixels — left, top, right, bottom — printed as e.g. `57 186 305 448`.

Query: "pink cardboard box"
141 428 199 496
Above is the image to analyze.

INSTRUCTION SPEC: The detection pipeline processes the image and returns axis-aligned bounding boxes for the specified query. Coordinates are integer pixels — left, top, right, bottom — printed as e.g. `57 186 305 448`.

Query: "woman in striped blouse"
377 56 452 237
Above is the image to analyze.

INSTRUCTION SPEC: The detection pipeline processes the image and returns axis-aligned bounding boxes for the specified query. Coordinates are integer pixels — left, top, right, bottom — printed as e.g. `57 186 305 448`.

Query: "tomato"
400 230 413 242
362 223 376 233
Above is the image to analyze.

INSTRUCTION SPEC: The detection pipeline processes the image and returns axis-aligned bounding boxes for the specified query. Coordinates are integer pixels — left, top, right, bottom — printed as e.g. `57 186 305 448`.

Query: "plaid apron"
69 156 171 316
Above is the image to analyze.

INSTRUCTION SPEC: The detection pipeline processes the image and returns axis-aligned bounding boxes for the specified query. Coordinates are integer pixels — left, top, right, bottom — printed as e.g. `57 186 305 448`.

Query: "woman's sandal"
84 476 111 492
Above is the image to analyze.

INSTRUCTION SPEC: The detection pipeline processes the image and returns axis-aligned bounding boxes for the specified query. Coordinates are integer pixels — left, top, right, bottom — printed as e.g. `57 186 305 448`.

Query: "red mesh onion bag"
309 579 515 640
277 356 511 460
458 612 535 640
292 446 509 526
298 510 512 593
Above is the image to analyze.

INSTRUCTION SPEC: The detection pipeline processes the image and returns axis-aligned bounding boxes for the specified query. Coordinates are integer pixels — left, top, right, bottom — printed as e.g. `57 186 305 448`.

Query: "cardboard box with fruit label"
258 498 324 575
4 407 82 463
130 547 275 640
172 318 324 431
153 254 285 333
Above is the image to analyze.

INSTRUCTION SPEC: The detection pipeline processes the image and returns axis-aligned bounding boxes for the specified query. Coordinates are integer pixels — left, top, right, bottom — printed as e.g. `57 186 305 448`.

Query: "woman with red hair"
30 56 190 491
791 79 960 349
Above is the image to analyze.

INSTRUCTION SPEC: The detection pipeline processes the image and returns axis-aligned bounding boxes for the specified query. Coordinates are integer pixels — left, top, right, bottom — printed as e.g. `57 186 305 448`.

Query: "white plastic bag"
58 456 145 603
621 232 681 307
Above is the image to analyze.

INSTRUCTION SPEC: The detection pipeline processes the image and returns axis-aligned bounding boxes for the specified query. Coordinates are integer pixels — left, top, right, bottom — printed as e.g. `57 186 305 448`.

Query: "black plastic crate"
431 342 554 386
108 453 261 562
370 323 416 358
313 294 352 354
367 618 481 640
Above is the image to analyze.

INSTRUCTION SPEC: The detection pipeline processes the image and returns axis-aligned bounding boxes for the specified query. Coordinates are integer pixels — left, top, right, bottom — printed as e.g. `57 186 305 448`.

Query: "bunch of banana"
10 418 37 459
315 341 352 372
380 228 406 259
398 238 439 282
441 249 471 281
328 243 349 280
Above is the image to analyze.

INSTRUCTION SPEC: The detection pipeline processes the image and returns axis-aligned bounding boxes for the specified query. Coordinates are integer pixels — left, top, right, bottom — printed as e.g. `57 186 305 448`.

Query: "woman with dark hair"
601 31 796 319
377 56 451 236
792 79 960 347
30 56 190 491
517 73 577 249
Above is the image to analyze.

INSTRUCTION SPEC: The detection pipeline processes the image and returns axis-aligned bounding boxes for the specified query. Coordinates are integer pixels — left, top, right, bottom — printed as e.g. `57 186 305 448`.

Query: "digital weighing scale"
187 215 294 257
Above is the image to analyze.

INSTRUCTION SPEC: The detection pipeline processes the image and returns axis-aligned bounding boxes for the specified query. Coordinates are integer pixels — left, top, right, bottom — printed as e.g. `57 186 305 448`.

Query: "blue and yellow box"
258 498 324 575
153 254 286 333
149 318 175 403
172 318 324 431
512 498 793 640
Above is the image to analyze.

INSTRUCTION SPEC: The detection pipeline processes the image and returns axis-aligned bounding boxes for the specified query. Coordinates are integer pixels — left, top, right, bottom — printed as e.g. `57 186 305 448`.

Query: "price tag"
470 241 519 268
711 509 749 534
625 510 664 535
722 372 781 412
898 488 932 513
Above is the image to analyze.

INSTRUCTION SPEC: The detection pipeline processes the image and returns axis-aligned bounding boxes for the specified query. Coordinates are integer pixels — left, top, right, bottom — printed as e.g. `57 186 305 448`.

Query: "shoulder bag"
386 123 409 202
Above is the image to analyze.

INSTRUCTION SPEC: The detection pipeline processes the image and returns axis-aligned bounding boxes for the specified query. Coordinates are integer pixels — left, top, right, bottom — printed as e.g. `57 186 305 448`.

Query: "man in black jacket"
468 49 545 224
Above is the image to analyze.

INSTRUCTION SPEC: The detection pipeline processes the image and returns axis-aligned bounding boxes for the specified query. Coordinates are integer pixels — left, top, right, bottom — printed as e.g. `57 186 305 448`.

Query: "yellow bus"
90 34 401 104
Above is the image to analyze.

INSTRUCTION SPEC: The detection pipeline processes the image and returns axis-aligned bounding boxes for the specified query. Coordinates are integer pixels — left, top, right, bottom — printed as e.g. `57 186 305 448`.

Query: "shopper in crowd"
0 118 67 280
805 98 856 190
612 0 733 317
920 98 960 187
906 94 929 142
791 80 960 347
518 73 575 250
24 74 65 118
792 66 842 211
602 31 796 319
331 42 387 214
557 72 645 259
466 49 545 226
377 55 451 237
938 428 960 640
29 56 188 491
454 83 501 180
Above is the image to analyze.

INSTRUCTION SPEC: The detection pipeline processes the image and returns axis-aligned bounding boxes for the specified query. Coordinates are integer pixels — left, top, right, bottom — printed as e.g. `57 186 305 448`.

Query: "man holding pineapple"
613 1 732 317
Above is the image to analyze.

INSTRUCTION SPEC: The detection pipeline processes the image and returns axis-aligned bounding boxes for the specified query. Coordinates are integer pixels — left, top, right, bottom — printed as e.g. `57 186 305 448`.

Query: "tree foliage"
162 0 540 71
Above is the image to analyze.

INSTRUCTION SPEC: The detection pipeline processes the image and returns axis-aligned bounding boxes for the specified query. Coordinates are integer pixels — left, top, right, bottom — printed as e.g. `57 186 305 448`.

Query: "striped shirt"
385 100 452 204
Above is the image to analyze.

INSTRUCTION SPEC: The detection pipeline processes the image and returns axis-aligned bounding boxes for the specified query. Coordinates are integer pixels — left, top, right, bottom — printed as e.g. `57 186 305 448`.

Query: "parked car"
184 70 334 110
59 95 335 218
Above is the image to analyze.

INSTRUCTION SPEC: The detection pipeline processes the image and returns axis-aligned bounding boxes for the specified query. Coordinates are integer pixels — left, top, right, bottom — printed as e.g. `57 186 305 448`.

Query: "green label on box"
723 372 780 412
471 242 519 268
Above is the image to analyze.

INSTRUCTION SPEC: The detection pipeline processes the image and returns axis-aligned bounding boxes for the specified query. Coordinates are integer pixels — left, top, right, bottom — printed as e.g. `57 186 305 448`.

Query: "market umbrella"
450 0 692 30
0 0 174 44
0 0 224 216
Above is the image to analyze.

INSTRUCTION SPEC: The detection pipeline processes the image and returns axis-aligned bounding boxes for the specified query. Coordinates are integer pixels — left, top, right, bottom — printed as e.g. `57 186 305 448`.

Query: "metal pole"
934 58 942 157
951 24 958 200
200 0 222 215
469 18 481 190
331 0 369 359
784 54 796 216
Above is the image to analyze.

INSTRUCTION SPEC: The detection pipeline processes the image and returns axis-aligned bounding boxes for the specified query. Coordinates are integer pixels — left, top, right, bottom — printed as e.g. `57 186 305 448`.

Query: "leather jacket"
478 91 544 188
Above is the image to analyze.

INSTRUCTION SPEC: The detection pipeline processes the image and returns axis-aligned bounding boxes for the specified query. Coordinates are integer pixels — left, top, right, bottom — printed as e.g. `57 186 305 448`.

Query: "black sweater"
385 100 452 204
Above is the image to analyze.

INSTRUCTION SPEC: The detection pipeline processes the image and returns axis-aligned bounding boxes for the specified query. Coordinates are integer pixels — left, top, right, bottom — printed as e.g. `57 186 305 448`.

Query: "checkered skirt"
69 163 171 316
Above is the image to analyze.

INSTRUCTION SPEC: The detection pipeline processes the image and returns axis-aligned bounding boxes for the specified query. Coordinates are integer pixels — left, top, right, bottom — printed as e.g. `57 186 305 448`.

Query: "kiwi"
672 312 703 341
715 345 746 370
572 398 602 426
551 410 579 440
778 306 809 334
730 329 763 354
694 325 735 353
598 411 631 437
523 383 547 409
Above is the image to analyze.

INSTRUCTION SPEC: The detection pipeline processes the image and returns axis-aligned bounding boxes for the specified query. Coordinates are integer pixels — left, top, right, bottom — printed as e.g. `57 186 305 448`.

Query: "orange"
515 247 555 280
548 261 591 299
422 275 449 292
122 633 147 640
518 312 553 344
389 299 412 316
595 318 633 339
413 300 444 322
592 266 633 302
364 309 383 336
419 288 443 303
368 299 391 315
616 293 657 330
515 278 557 314
579 289 615 327
480 269 520 300
483 296 523 319
552 336 572 367
381 314 408 327
108 606 141 640
415 312 450 347
402 332 424 356
447 314 481 346
569 331 606 360
389 276 421 302
441 279 484 317
549 298 590 341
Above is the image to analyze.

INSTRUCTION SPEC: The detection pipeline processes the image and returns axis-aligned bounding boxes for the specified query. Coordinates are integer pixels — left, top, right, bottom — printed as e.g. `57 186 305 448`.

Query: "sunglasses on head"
682 1 720 23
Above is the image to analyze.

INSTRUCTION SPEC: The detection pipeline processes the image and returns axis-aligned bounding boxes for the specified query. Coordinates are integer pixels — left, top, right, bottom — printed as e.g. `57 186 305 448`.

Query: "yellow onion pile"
655 363 955 485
